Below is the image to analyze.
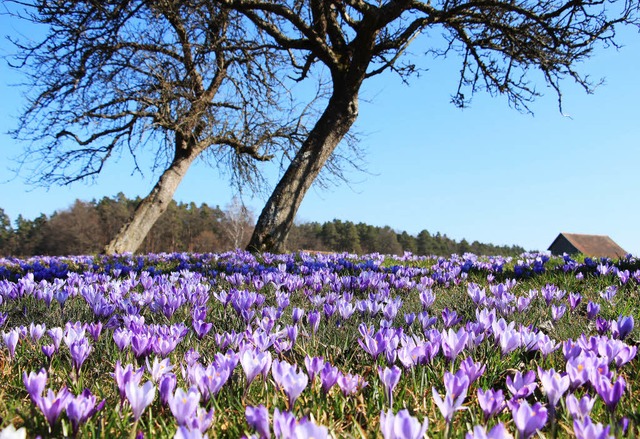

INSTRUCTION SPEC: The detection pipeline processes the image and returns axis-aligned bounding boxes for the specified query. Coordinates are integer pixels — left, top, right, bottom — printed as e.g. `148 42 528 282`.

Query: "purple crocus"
169 387 200 426
29 323 46 342
506 370 537 400
147 357 174 383
611 315 634 340
66 388 106 436
304 355 325 382
511 400 547 439
273 408 296 439
573 416 613 439
124 380 156 421
188 406 215 434
594 375 625 412
459 357 486 385
2 329 20 359
568 292 582 310
112 361 144 405
432 371 468 423
441 328 468 362
271 359 308 408
378 365 401 406
337 372 361 396
477 388 505 421
319 362 340 393
466 423 513 439
241 349 272 387
42 344 56 359
159 373 177 407
294 419 329 438
23 368 47 403
70 337 92 376
565 394 595 421
537 367 570 410
586 301 600 320
174 425 206 439
246 405 270 439
379 409 428 439
37 387 72 428
307 310 321 334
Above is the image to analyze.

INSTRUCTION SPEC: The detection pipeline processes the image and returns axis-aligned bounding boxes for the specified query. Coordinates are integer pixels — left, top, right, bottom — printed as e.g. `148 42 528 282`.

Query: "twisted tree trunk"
104 142 201 254
247 90 359 253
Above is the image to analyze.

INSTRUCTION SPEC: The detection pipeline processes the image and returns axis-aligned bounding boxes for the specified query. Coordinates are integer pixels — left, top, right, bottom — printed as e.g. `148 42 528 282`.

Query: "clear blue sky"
1 11 639 255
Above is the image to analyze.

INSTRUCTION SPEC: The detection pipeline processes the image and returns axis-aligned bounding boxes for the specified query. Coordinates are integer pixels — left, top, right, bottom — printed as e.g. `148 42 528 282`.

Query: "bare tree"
6 0 306 254
223 196 255 249
222 0 639 253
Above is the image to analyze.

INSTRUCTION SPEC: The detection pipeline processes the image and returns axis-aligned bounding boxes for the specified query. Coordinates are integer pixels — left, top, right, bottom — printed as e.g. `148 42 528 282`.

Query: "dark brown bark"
104 142 201 254
247 89 359 253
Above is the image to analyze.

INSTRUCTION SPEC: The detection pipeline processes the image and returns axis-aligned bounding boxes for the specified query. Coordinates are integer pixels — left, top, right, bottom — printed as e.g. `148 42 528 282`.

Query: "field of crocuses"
0 251 638 438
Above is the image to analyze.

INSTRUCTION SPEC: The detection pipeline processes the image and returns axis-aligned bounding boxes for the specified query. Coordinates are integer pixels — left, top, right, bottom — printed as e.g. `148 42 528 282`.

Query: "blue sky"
1 12 639 255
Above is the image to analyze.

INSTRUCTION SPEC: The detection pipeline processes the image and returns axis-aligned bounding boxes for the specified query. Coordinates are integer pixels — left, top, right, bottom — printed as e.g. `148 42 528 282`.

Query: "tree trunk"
247 91 359 253
104 146 200 254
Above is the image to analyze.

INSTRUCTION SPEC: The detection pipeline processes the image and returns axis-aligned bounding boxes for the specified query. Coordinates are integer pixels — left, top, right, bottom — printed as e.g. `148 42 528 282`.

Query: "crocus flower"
614 345 637 368
573 416 613 439
432 378 467 422
23 369 47 403
459 357 486 384
188 406 215 434
246 405 270 439
294 419 329 438
594 375 625 412
125 380 156 421
42 344 56 359
271 359 308 408
159 373 178 407
148 357 174 383
441 328 468 362
29 323 46 342
565 394 595 421
379 409 428 439
241 349 272 387
273 408 296 439
338 373 366 396
174 425 207 439
477 388 505 421
169 387 200 426
378 365 401 406
506 370 537 400
611 316 634 340
2 329 20 359
0 424 26 439
112 361 144 405
511 401 547 439
586 302 600 320
537 367 570 410
304 355 324 382
70 337 92 375
319 362 340 393
66 388 106 436
307 310 321 334
466 423 513 439
37 387 72 428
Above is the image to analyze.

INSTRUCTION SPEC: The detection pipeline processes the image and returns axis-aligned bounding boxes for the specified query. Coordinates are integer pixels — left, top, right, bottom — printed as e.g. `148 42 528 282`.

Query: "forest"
0 194 525 257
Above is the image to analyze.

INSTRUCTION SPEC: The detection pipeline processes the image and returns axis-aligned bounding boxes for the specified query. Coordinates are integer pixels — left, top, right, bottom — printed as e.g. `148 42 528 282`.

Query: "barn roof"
548 233 627 259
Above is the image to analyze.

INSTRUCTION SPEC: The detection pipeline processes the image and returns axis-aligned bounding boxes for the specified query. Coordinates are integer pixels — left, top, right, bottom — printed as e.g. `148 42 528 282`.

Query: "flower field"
0 251 638 438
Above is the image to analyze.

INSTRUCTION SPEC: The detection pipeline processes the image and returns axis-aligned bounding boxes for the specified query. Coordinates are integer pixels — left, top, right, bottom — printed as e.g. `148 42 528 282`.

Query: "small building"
548 233 627 259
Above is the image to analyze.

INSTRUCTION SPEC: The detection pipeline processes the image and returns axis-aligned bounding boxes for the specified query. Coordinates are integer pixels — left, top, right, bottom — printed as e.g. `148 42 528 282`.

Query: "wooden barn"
548 233 627 259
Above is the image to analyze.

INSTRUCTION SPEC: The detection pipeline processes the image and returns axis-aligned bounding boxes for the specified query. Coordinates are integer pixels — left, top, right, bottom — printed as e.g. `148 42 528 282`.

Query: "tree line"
0 194 524 258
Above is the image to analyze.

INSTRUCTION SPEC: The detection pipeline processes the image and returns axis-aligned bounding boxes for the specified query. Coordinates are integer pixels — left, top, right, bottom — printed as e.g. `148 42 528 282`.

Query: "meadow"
0 250 638 438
